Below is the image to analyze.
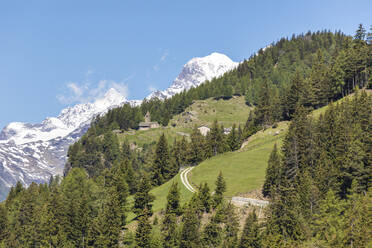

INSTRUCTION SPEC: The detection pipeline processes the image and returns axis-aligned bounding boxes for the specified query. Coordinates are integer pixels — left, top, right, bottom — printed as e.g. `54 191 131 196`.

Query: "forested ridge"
0 25 371 247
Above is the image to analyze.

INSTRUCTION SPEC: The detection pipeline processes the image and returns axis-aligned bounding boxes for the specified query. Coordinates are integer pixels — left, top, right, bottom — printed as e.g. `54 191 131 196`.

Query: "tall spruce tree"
213 171 226 208
135 210 152 248
262 144 281 197
152 133 173 185
165 182 181 215
133 175 155 216
239 210 261 248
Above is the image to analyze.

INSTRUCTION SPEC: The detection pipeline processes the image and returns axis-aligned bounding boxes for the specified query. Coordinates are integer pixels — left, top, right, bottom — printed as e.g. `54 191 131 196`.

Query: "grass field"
117 96 251 146
189 121 288 197
126 121 289 222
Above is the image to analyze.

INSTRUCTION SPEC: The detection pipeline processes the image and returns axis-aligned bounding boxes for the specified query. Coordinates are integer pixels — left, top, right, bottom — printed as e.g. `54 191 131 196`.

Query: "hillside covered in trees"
0 25 371 247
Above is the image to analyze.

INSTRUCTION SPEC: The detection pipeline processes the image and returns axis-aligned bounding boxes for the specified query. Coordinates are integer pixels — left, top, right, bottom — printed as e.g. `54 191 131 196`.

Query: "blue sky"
0 0 371 128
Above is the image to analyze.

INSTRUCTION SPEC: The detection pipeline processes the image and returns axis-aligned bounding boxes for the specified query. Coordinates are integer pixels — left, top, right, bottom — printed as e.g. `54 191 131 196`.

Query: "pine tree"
213 171 226 208
262 144 281 197
284 71 306 119
95 187 122 247
0 205 7 242
198 183 211 213
342 181 371 248
189 126 206 165
354 23 366 40
254 80 274 126
208 120 225 156
165 182 181 215
239 210 261 248
243 111 259 138
111 162 129 227
179 203 201 248
312 190 345 247
202 216 223 248
227 124 240 151
133 175 155 216
161 213 179 248
222 203 239 248
265 178 305 245
152 133 172 185
135 210 152 248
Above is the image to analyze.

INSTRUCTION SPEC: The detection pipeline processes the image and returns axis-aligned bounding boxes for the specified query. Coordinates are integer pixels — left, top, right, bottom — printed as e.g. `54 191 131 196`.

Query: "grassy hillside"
189 121 288 197
117 96 251 146
126 93 367 221
127 121 289 221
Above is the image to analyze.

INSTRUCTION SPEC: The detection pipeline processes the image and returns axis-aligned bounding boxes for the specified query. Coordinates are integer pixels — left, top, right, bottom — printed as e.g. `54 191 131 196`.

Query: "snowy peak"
147 52 238 100
0 88 127 145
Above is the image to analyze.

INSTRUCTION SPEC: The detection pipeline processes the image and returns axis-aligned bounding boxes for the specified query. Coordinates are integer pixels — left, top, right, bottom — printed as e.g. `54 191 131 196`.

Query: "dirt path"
180 167 269 208
180 167 196 193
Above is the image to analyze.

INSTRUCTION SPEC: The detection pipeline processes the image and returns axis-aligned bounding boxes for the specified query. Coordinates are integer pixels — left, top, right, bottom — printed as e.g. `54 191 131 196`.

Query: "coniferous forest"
0 25 371 247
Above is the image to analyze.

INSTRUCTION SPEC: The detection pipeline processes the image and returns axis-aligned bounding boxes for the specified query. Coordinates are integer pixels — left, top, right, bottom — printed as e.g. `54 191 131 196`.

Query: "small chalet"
198 125 210 136
139 112 160 130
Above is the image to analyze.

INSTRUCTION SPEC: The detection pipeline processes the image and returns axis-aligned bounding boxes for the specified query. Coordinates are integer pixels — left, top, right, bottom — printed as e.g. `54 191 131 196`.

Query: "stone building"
139 112 160 130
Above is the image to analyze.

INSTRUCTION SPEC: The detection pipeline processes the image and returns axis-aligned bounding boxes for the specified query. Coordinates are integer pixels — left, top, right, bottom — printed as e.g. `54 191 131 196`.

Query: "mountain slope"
147 52 238 100
0 52 238 200
0 89 130 199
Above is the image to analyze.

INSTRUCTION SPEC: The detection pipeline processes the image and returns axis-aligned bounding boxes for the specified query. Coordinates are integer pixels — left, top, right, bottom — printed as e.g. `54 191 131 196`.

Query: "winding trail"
179 167 269 209
180 167 196 193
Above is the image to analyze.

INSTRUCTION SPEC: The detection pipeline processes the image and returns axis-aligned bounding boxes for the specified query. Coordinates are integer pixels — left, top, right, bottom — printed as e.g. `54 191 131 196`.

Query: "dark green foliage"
161 213 179 248
239 210 261 248
197 183 212 213
221 203 239 248
152 133 173 185
213 171 226 208
165 182 181 215
227 124 241 151
0 205 7 242
179 203 201 248
201 216 223 248
135 210 152 248
188 126 206 165
133 175 155 216
262 144 281 197
94 188 122 247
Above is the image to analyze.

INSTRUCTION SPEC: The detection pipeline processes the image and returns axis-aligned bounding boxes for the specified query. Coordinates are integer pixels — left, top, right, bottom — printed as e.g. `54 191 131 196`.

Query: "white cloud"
160 50 169 62
57 79 131 105
153 49 169 72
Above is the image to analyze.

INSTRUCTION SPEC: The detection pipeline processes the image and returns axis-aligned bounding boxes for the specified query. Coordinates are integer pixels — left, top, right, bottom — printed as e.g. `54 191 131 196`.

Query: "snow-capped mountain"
0 88 132 200
0 52 238 201
147 52 238 100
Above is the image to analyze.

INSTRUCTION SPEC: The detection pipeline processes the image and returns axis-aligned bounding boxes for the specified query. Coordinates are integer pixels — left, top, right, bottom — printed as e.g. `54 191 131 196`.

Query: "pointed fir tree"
161 213 179 248
239 210 261 248
165 182 181 215
197 182 211 213
227 124 240 151
95 187 122 247
312 189 346 247
133 175 155 216
201 216 223 248
135 209 152 248
262 144 281 197
213 171 226 208
152 133 172 185
222 203 239 248
179 203 201 248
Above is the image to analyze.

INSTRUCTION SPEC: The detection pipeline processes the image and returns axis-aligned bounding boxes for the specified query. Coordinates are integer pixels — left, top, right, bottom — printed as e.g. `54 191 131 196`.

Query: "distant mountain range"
0 52 238 200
